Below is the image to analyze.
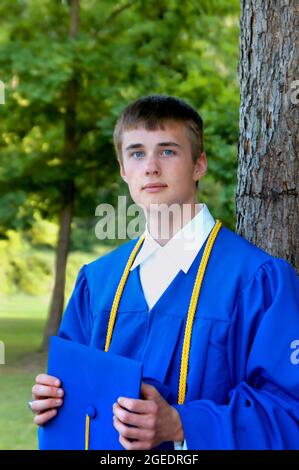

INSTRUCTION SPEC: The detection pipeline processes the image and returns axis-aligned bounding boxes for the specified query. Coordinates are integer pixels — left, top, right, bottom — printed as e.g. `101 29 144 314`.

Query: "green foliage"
0 231 52 295
27 216 58 248
0 0 240 252
0 228 114 296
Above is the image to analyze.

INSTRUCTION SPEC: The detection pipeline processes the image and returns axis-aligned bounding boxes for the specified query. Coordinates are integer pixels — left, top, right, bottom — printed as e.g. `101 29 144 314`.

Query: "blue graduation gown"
58 226 299 450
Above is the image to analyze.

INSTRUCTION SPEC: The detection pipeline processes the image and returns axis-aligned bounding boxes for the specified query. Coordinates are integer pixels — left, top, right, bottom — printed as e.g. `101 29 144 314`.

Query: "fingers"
34 408 58 426
113 415 154 442
35 374 61 387
31 374 64 425
31 398 63 414
117 396 157 414
113 402 151 429
32 384 64 401
32 374 62 400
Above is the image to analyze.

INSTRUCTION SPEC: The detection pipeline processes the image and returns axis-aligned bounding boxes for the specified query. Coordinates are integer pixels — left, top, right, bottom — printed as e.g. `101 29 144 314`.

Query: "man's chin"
141 198 173 211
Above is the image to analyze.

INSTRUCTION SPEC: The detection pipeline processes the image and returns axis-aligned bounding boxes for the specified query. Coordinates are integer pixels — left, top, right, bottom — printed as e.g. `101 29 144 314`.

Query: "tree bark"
41 0 79 351
237 0 299 271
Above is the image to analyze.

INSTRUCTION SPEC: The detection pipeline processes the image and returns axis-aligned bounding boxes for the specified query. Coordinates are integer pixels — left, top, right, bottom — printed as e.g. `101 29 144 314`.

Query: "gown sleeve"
172 258 299 450
57 266 92 345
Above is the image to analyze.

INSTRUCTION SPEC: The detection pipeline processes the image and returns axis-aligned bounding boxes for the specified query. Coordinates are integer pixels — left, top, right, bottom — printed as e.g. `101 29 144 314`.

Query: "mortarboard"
38 336 143 450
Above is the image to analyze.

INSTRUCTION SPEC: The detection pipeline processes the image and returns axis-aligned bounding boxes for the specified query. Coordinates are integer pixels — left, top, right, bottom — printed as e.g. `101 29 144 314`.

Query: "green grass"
0 370 44 450
0 310 47 450
0 294 50 319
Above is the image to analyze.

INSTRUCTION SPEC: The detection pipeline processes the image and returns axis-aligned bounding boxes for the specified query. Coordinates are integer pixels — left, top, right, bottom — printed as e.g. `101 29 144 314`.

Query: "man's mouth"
142 183 168 192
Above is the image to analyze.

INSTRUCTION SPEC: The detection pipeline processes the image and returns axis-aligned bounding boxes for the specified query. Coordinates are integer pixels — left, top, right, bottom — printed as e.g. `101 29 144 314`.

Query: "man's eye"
132 151 144 159
162 149 175 156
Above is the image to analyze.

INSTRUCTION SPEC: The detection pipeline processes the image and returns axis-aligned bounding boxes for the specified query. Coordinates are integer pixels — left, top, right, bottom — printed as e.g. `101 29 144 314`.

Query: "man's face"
119 121 207 211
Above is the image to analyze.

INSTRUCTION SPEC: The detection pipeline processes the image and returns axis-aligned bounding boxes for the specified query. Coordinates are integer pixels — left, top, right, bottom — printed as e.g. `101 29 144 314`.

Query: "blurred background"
0 0 240 449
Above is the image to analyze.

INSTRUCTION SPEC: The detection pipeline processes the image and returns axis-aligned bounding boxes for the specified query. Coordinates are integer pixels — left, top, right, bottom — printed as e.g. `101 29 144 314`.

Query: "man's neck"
145 202 201 247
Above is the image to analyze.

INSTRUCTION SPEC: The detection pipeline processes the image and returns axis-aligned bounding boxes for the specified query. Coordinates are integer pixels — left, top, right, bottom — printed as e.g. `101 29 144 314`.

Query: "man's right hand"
31 374 64 426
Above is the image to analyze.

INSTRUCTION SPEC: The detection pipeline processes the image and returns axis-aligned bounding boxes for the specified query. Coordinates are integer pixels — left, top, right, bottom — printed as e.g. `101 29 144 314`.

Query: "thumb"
141 382 161 400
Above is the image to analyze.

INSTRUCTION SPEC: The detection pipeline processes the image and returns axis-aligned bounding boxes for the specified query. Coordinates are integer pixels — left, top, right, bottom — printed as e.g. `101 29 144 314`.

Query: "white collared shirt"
129 203 216 450
130 203 215 310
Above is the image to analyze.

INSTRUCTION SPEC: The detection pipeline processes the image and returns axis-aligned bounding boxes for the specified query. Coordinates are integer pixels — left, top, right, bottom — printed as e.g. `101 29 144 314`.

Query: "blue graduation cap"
38 336 143 450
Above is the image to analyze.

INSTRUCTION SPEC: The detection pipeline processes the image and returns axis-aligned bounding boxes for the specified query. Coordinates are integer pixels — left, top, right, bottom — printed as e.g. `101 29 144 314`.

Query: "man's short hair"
113 95 204 167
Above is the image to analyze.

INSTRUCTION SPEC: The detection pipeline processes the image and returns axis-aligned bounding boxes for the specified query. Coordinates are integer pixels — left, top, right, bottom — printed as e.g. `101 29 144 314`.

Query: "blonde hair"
113 95 204 166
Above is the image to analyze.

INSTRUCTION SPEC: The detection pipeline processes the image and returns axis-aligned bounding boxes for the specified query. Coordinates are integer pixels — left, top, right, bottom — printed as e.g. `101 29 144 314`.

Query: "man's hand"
31 374 64 426
112 382 184 450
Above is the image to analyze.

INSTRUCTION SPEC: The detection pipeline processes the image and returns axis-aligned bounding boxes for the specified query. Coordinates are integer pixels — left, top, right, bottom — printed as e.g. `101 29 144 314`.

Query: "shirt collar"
130 203 215 273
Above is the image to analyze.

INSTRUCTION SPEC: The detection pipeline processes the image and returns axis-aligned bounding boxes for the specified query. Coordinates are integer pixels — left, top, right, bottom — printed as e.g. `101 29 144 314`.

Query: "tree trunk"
236 0 299 271
41 0 79 351
41 196 74 351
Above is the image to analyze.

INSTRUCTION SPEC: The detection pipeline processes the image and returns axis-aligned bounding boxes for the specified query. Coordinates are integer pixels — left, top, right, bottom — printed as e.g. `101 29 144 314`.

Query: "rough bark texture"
41 0 79 351
237 0 299 271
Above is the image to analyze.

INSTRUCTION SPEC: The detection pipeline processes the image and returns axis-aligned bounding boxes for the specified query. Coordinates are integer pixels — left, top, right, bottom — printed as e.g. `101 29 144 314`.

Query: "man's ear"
194 152 207 182
119 161 128 183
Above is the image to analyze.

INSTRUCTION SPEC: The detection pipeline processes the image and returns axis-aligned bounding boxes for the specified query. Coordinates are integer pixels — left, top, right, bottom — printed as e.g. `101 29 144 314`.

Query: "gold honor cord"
85 415 90 451
178 219 222 404
85 220 222 449
105 234 145 353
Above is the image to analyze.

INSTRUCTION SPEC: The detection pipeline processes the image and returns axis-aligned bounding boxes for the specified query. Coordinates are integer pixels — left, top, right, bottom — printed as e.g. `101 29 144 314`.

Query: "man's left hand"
112 382 184 450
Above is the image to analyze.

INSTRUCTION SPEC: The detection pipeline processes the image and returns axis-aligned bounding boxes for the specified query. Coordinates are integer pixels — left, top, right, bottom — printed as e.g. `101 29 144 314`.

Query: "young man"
30 95 299 450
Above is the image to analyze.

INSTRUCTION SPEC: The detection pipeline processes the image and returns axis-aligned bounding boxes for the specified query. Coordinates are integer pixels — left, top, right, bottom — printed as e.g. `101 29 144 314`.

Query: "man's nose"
145 154 161 175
